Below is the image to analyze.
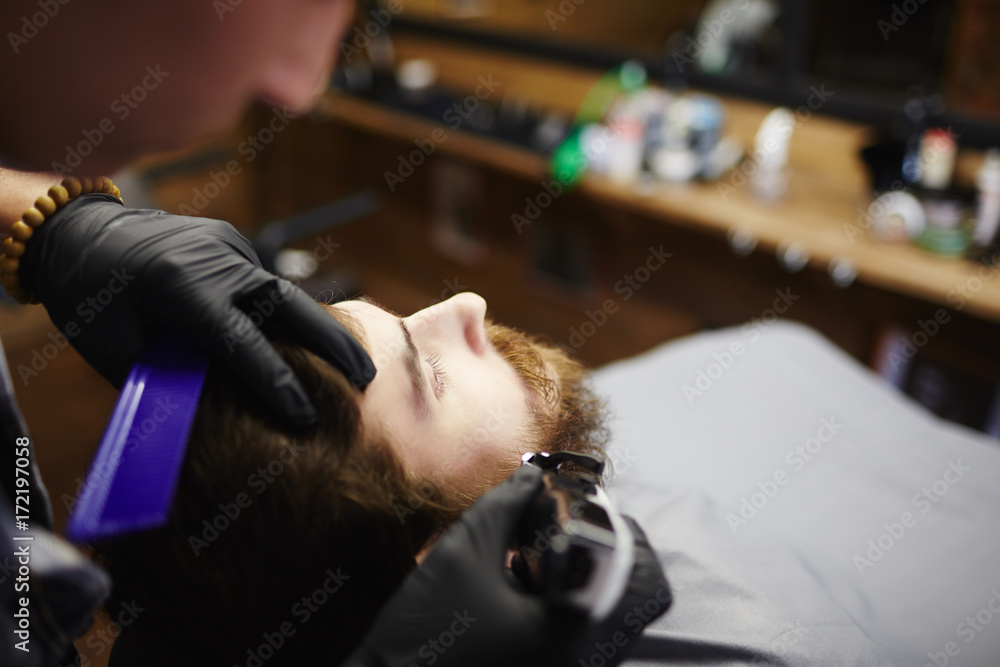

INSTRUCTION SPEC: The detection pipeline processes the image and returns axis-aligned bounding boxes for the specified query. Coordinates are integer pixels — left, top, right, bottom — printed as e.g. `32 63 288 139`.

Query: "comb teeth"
67 334 208 543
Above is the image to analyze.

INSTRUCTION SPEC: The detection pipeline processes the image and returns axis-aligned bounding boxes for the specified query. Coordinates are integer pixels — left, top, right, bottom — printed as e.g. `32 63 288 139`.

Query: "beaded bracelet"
0 176 122 304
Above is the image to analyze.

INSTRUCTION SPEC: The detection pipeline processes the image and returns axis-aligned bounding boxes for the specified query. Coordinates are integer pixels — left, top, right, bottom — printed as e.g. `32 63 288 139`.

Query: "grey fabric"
593 321 1000 666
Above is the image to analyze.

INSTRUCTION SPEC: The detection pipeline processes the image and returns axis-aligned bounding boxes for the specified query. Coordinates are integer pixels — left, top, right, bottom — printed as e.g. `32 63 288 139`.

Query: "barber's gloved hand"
343 465 671 667
18 193 375 426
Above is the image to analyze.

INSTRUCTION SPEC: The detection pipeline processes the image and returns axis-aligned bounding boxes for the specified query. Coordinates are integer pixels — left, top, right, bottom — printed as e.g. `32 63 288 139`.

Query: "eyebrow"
399 319 430 418
355 296 430 419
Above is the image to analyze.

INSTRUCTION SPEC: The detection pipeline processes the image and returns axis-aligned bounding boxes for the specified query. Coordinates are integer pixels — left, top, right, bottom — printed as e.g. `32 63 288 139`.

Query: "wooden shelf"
320 92 1000 324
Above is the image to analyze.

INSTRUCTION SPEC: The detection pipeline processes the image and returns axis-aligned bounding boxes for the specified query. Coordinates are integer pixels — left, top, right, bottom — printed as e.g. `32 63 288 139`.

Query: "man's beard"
483 321 610 484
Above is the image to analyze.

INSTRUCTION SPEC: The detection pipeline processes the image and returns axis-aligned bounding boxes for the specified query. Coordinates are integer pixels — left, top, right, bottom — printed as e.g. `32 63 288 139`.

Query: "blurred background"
3 0 999 660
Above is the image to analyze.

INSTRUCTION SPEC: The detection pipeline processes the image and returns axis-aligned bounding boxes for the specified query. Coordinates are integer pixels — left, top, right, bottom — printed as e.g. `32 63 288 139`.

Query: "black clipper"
511 451 636 620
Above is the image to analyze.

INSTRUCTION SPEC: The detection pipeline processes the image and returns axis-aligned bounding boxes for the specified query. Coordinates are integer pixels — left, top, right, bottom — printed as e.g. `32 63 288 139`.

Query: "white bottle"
751 107 794 202
605 102 645 185
973 149 1000 247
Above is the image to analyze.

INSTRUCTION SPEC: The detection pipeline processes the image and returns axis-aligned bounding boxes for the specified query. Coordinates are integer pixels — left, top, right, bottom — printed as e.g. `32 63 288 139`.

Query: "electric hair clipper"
511 451 636 621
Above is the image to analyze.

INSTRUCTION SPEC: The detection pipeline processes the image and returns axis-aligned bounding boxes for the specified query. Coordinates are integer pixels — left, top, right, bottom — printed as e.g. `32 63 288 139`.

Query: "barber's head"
99 292 607 664
0 0 356 173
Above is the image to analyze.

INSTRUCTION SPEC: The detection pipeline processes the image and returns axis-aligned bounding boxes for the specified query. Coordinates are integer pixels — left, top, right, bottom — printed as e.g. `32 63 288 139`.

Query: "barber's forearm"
0 169 62 234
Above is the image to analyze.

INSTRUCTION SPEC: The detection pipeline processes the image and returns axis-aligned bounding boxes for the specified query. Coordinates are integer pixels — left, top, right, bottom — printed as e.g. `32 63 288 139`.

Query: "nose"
420 292 489 355
257 4 352 111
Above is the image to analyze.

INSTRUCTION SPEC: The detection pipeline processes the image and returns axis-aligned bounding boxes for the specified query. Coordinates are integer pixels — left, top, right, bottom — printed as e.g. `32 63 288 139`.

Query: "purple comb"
67 333 208 542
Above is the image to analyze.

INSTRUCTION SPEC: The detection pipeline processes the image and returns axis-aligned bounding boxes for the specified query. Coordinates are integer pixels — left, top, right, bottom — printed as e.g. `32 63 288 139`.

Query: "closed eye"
426 354 448 398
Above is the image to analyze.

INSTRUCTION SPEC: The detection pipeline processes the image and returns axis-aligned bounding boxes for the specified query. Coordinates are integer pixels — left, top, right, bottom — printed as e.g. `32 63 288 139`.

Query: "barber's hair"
97 311 609 665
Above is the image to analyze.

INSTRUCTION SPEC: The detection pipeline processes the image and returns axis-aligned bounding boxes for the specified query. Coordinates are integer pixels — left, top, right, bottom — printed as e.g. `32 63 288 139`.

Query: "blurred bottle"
751 107 794 202
919 128 957 192
973 149 1000 248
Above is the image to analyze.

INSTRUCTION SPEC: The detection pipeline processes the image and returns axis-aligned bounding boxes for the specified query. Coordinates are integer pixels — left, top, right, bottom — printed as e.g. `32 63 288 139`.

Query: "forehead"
330 299 430 416
328 300 390 363
332 298 398 322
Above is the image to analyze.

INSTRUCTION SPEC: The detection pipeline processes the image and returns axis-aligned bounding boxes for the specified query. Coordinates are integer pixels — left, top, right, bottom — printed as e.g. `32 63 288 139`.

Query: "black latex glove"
344 465 671 667
18 193 375 426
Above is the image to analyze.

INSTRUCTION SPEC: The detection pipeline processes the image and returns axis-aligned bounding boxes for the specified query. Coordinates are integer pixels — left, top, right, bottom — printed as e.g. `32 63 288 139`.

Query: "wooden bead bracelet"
0 176 122 304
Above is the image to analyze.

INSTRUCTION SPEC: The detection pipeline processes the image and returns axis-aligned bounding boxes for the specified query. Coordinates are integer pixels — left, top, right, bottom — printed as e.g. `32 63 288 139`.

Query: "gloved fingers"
432 466 545 569
263 280 376 390
182 306 317 427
